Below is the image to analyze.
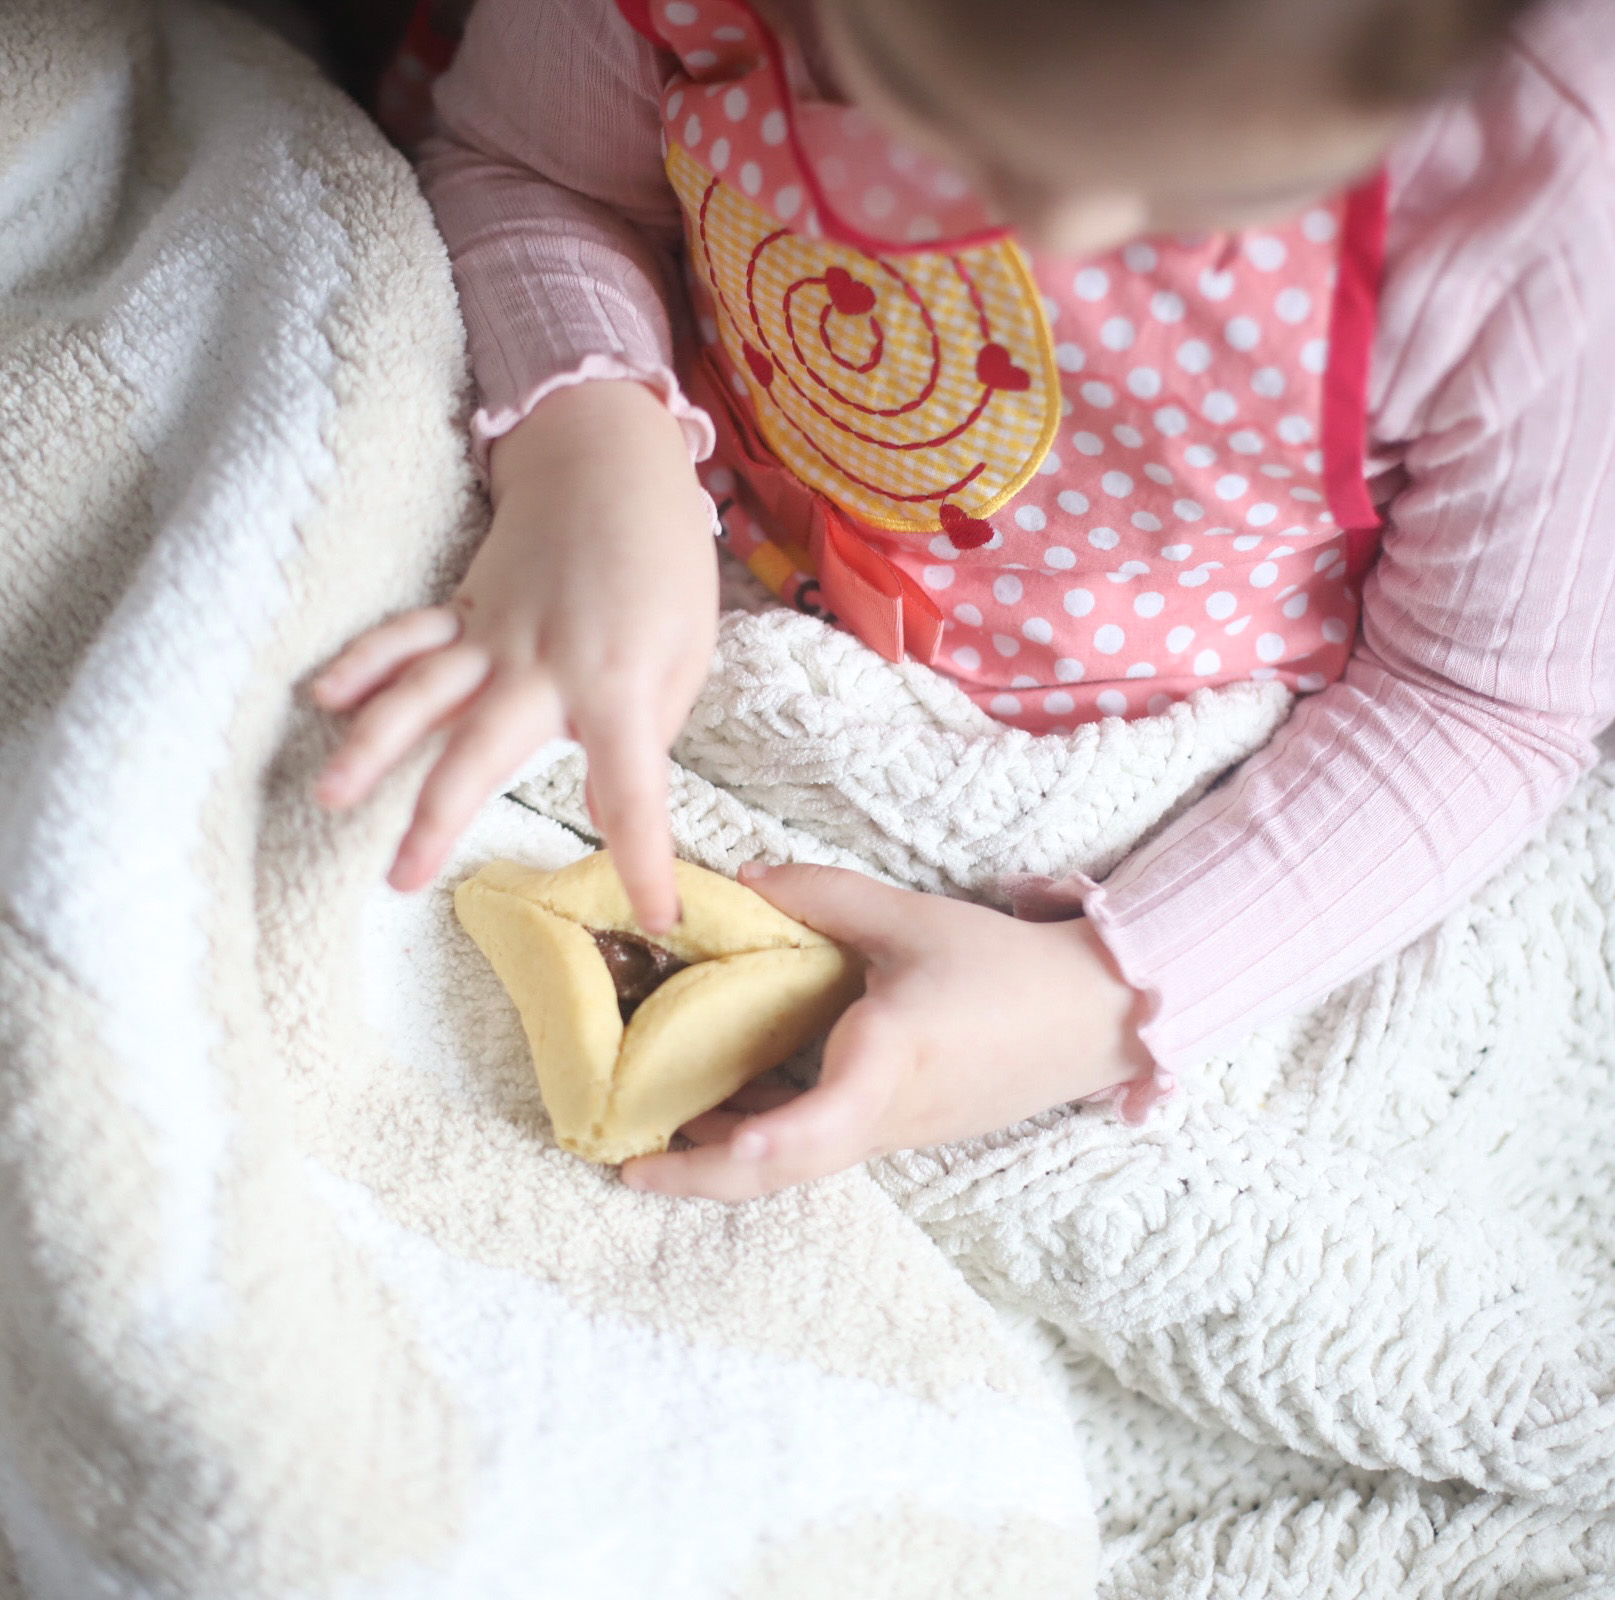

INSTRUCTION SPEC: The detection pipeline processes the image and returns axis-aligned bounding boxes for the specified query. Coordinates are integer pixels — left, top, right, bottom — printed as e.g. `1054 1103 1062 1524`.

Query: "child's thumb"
736 861 909 956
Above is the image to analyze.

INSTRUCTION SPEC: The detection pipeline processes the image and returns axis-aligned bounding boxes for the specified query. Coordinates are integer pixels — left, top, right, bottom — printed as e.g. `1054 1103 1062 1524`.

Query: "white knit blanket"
3 2 1613 1596
527 607 1615 1595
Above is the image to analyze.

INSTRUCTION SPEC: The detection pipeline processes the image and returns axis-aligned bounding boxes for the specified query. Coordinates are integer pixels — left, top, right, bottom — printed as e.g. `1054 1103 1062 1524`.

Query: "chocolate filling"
590 929 690 1022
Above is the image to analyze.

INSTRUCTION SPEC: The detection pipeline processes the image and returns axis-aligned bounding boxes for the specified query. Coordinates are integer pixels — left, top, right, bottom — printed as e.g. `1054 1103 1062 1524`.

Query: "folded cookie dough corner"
453 853 865 1165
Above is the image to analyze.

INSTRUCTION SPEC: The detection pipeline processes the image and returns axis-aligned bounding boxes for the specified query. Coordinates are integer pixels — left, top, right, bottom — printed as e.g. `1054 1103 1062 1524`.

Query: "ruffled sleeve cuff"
1002 868 1182 1126
470 352 718 481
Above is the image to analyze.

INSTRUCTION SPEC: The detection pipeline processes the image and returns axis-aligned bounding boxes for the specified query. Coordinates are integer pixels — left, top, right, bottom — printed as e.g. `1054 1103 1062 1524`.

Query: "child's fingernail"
732 1129 768 1161
737 861 772 883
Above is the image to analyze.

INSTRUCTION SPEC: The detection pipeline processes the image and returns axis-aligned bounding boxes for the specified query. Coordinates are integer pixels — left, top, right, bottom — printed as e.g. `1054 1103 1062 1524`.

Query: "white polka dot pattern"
655 0 995 247
661 0 1370 733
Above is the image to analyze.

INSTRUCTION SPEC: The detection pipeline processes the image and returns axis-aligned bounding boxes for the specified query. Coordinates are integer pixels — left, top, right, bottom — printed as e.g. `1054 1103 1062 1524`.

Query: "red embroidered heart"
939 502 995 549
975 342 1030 393
824 266 877 316
742 341 774 388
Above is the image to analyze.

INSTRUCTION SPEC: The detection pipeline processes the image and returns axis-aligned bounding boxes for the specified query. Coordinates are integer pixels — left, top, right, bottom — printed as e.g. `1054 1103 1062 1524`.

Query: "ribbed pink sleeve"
1074 14 1615 1079
416 0 714 474
420 0 1615 1091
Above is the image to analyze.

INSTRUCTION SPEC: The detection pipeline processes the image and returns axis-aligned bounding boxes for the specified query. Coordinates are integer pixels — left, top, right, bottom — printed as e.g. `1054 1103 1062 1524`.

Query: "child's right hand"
310 380 718 934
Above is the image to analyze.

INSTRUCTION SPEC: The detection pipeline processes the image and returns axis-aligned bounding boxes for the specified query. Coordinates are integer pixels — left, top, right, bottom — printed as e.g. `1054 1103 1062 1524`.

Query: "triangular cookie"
455 853 864 1164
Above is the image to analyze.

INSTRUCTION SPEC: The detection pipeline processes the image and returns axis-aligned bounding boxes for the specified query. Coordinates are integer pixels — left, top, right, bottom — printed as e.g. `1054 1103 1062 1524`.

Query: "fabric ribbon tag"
688 345 943 666
809 506 944 667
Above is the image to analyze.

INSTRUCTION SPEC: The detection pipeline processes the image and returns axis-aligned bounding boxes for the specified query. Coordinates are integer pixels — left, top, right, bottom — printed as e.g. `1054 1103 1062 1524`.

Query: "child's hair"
906 0 1544 109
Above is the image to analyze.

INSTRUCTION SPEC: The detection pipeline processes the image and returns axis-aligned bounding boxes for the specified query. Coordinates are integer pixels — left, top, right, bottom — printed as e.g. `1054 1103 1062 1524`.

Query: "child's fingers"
314 645 490 810
718 1071 804 1115
669 1107 748 1147
621 1007 903 1201
619 1135 792 1202
734 862 915 961
570 705 680 935
387 678 563 891
310 606 463 711
674 1076 802 1145
730 1005 902 1159
619 1095 863 1201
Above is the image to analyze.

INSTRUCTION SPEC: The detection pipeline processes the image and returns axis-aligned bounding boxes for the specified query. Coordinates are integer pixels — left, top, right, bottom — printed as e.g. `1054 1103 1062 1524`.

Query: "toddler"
313 0 1615 1199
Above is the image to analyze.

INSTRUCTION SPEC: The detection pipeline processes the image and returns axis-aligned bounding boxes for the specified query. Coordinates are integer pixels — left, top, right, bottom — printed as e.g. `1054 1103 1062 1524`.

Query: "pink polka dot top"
616 0 1385 733
414 0 1615 1091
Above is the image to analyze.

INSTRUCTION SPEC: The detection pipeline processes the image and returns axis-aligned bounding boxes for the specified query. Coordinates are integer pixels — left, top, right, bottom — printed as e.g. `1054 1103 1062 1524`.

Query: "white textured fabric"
424 0 1615 1085
0 6 1095 1597
567 602 1615 1598
5 3 1614 1596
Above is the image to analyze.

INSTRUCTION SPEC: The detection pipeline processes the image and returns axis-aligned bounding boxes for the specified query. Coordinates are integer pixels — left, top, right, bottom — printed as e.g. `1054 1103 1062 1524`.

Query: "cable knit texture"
513 589 1615 1596
426 0 1615 1085
0 7 1096 1596
4 2 1615 1597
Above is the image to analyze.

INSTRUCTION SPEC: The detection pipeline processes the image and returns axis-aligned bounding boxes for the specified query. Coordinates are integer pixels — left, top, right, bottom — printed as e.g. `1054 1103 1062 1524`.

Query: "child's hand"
310 381 717 932
620 864 1155 1201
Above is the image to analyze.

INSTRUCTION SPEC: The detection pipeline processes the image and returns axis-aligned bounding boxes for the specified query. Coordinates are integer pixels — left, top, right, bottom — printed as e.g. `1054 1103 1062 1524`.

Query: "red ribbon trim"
1322 172 1390 580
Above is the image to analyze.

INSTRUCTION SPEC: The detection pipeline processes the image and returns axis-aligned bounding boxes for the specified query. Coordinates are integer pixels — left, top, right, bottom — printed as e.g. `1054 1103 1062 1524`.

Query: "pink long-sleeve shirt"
419 0 1615 1084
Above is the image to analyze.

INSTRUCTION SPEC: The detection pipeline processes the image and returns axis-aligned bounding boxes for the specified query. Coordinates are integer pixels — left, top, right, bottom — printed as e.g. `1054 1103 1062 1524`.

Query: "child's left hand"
620 863 1155 1202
